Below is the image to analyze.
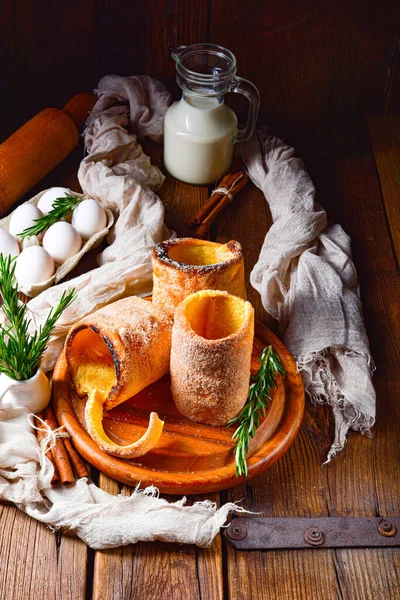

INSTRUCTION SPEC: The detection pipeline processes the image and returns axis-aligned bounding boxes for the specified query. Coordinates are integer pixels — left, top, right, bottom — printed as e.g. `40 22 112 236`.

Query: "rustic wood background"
1 2 400 599
1 0 399 140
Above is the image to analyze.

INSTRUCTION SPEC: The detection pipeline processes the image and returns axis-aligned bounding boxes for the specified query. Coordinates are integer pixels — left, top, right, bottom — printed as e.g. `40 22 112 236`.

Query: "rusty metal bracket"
224 517 400 550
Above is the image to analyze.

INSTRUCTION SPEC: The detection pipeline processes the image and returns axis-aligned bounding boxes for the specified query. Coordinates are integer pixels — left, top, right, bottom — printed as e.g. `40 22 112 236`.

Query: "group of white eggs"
0 187 107 288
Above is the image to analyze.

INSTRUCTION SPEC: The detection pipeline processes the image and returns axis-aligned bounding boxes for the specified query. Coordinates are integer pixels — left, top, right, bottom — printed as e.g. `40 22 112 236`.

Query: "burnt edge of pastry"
153 238 243 274
66 323 121 402
91 325 121 400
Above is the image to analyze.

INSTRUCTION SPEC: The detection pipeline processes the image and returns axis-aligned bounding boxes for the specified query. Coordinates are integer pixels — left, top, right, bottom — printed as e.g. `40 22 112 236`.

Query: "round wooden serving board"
52 321 305 495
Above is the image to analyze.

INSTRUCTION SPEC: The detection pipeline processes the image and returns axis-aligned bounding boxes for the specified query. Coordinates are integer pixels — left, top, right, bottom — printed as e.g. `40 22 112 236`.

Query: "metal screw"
378 519 397 537
304 527 325 546
227 522 247 541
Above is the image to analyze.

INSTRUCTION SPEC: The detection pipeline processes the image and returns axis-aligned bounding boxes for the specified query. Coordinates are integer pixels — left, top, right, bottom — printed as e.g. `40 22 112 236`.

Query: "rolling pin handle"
63 93 97 129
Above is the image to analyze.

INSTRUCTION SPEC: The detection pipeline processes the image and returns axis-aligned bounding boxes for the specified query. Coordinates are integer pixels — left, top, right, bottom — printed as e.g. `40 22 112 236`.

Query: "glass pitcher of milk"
164 44 259 185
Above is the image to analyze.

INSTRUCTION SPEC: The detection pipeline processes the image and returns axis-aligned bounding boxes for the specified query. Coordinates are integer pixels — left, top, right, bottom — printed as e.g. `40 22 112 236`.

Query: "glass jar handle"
229 77 260 142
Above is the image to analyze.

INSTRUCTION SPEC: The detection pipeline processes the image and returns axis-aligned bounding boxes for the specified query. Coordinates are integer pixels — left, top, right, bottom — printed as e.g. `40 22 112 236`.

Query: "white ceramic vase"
0 368 51 413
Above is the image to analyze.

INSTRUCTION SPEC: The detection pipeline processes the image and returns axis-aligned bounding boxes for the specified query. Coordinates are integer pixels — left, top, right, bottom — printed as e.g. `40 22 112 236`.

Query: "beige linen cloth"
0 75 374 548
239 131 375 462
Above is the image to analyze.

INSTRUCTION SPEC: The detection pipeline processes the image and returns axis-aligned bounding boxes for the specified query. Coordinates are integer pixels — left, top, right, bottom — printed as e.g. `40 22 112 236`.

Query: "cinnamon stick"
43 408 75 486
35 414 60 485
194 173 249 239
63 438 90 479
45 406 89 481
186 166 246 230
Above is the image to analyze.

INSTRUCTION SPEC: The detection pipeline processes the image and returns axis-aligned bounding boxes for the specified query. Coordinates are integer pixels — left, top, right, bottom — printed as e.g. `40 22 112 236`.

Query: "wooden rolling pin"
0 92 96 217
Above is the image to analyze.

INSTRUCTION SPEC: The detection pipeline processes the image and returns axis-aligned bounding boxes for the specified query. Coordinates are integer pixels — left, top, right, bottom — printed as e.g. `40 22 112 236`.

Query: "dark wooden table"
0 117 399 600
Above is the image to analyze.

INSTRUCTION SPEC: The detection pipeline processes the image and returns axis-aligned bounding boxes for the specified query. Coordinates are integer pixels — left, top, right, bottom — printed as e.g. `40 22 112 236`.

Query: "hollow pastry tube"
170 289 254 426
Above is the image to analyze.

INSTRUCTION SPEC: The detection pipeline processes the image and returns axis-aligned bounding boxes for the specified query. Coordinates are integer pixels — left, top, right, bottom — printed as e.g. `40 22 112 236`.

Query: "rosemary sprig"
19 193 81 239
227 346 285 477
0 255 76 380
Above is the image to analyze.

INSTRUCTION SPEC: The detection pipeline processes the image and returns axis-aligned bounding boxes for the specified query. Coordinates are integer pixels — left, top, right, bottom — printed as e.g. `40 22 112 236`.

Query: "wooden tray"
52 321 305 495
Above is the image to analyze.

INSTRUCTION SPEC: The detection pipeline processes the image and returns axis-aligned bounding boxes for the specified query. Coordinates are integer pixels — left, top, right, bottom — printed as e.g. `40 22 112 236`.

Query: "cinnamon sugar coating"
152 238 246 319
65 296 173 411
170 290 254 426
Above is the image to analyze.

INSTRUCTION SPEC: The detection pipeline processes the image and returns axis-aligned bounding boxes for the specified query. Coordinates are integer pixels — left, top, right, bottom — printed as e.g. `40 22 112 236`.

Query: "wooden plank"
144 0 209 91
160 175 213 238
0 504 87 600
92 475 223 600
334 549 400 599
0 0 18 139
96 0 208 93
385 35 400 115
209 0 399 122
226 547 400 599
195 510 224 600
13 0 96 127
225 549 342 600
96 0 147 78
367 116 400 272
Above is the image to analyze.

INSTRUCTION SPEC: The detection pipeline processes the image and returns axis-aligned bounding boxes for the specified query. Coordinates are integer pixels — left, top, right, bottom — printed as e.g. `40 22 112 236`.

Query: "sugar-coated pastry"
152 238 246 318
170 290 254 426
65 297 172 458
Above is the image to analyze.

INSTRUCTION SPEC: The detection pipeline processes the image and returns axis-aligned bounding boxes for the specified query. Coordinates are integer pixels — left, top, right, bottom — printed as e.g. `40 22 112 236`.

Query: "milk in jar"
164 44 259 186
164 95 238 185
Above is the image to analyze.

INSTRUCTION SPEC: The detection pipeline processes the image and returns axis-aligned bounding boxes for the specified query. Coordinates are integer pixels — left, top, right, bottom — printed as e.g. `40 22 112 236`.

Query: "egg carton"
0 188 114 297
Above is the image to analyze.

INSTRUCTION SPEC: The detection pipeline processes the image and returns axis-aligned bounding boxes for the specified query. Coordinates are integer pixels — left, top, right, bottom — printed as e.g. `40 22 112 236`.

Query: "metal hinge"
225 517 400 550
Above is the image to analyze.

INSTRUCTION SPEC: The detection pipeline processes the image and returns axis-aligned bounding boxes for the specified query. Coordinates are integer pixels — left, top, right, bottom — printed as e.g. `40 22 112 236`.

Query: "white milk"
164 96 238 185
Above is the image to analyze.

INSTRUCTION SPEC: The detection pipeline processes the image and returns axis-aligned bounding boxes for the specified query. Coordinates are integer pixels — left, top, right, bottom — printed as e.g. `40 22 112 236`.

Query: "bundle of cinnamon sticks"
35 407 89 485
186 163 249 238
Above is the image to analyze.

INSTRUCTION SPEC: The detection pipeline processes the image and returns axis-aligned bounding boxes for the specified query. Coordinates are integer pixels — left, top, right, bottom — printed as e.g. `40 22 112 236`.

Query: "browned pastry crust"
152 238 246 319
65 296 172 411
170 290 254 426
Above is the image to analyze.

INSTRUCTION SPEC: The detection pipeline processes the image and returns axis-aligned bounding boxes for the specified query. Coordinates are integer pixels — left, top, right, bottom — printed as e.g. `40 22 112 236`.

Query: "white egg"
42 222 82 264
15 246 55 288
0 228 20 258
37 187 74 215
71 199 107 240
9 203 43 241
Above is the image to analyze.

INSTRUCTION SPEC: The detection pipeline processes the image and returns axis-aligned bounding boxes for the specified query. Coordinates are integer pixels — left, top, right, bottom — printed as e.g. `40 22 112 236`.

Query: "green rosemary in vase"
0 255 76 381
227 345 285 477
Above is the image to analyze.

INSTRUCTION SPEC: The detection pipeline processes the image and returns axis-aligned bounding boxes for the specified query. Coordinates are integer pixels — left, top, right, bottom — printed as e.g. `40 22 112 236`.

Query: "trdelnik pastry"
65 296 172 458
152 237 246 318
170 289 255 426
